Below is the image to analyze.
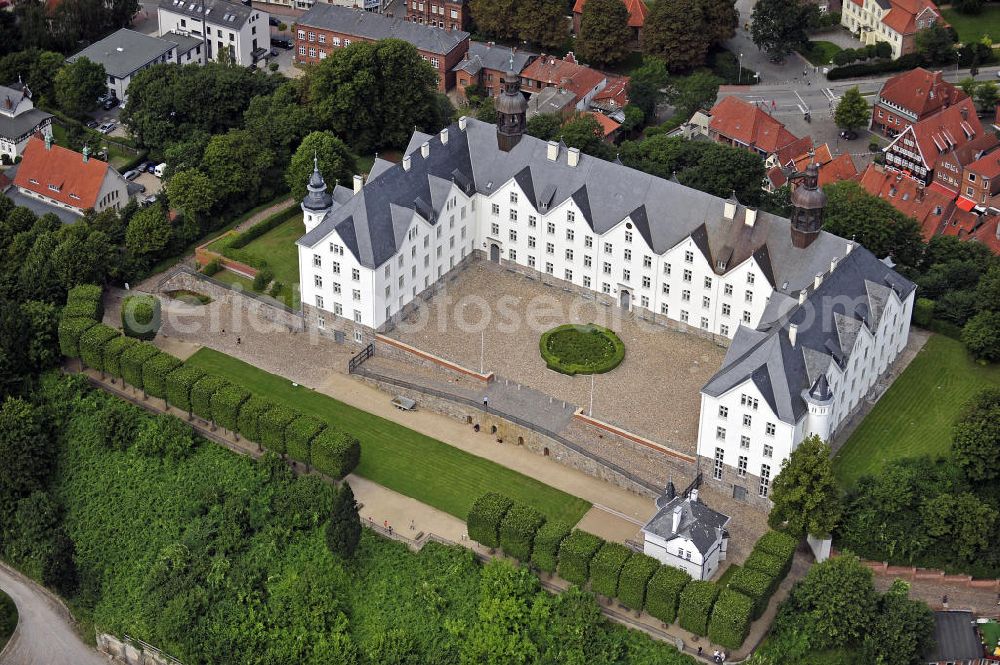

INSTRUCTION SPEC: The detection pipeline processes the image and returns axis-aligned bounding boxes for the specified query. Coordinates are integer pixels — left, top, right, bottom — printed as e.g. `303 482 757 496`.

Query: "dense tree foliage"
915 24 957 65
952 388 1000 482
768 435 842 538
54 57 106 118
834 86 869 131
642 0 738 71
750 0 819 58
575 0 632 66
821 181 925 268
285 131 358 201
1 0 139 55
326 483 361 558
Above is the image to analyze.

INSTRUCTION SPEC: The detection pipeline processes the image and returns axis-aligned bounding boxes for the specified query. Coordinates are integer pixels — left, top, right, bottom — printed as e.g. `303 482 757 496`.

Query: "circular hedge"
539 324 625 375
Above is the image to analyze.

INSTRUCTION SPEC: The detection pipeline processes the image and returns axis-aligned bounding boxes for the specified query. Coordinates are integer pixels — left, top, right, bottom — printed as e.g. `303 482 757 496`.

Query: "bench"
391 396 416 411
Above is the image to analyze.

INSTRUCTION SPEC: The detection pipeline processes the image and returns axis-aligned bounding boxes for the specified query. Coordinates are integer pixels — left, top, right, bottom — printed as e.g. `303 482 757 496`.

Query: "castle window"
664 263 671 275
566 229 574 241
740 435 750 449
565 248 573 261
547 222 555 235
682 290 690 302
747 273 755 285
332 261 341 274
492 203 500 215
714 447 725 480
683 269 692 282
720 324 729 336
314 275 322 288
724 283 732 296
583 275 591 287
759 464 771 497
737 456 747 477
567 210 575 223
765 422 776 436
642 276 650 288
313 254 321 267
625 230 632 242
624 248 631 261
660 303 668 315
722 303 731 316
643 255 652 268
716 426 726 440
509 229 517 242
684 250 694 263
718 406 728 418
763 444 773 458
315 295 324 308
622 269 630 282
742 311 751 323
743 414 752 427
546 242 554 255
584 235 593 248
702 296 710 308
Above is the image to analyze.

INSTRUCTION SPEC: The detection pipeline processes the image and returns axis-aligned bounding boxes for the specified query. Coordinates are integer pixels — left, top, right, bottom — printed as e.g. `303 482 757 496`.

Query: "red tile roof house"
519 52 615 112
581 110 621 142
882 96 983 185
765 143 858 192
294 4 470 92
706 96 807 162
929 132 998 197
452 42 535 100
871 68 966 138
841 0 945 60
572 0 649 49
858 162 957 240
13 134 129 218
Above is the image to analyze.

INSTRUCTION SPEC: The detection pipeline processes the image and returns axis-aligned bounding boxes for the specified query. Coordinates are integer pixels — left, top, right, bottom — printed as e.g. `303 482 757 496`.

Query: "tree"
200 129 275 203
0 300 32 398
792 554 877 649
576 0 632 66
862 580 935 665
952 388 1000 482
243 80 316 162
961 310 1000 362
665 72 721 120
750 0 818 58
677 141 766 205
52 224 113 290
325 483 361 558
768 435 842 538
125 204 172 262
558 113 614 159
307 40 444 154
166 169 215 224
477 97 497 124
822 181 925 269
975 81 999 112
514 0 568 50
954 0 983 13
834 86 869 131
285 131 357 201
54 57 107 118
469 0 518 40
0 397 54 512
643 0 737 71
915 24 957 65
621 105 645 135
525 113 562 141
627 57 669 120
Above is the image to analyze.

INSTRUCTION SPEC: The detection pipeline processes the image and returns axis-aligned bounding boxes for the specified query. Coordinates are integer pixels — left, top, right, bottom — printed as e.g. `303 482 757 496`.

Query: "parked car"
153 162 167 178
98 121 116 134
96 91 112 104
268 15 280 26
839 130 858 140
142 195 157 206
270 47 279 57
144 161 157 173
101 97 117 110
123 169 140 181
85 120 99 129
270 37 293 49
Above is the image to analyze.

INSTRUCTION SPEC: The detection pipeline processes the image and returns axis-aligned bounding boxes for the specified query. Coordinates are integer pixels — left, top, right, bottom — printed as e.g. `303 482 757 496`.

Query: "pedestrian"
236 337 241 345
410 519 415 531
384 519 388 529
388 525 393 535
697 646 703 656
483 396 488 410
368 516 373 524
942 594 948 607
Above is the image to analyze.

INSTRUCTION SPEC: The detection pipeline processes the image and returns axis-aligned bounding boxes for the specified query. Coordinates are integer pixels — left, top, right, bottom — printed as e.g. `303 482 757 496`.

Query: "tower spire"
495 54 527 152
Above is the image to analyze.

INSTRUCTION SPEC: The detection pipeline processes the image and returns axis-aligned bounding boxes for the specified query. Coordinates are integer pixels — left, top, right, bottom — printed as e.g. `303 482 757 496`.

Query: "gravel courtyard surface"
387 261 727 452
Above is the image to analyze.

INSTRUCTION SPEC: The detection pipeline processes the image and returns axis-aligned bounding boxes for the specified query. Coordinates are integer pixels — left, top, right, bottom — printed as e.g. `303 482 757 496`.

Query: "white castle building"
296 68 915 505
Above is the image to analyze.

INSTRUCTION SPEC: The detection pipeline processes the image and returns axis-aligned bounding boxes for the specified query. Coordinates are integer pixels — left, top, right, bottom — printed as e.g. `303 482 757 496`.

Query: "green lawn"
207 215 302 308
185 348 593 524
981 620 1000 656
50 121 135 170
833 335 1000 487
799 40 842 66
0 590 15 653
941 4 1000 43
210 268 256 292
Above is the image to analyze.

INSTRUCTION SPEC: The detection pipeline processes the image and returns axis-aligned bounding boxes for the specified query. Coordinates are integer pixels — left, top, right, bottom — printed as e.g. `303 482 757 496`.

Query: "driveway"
0 562 105 665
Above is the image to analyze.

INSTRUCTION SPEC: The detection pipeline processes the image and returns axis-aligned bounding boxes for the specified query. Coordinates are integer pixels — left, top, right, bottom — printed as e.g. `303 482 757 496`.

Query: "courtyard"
386 261 728 454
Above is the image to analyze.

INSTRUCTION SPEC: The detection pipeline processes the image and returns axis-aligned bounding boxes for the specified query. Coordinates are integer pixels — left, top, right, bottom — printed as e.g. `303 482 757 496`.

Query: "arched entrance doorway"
619 288 631 310
489 243 500 263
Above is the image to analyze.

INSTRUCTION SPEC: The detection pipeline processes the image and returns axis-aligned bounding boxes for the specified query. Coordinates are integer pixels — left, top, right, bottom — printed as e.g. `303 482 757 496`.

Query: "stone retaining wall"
856 558 1000 591
194 233 258 278
159 270 305 332
375 334 494 382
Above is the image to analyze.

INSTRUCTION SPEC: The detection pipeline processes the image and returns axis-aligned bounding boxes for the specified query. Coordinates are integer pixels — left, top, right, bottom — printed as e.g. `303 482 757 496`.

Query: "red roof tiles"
521 53 607 105
766 144 857 189
13 135 111 210
890 98 983 171
581 111 621 137
707 96 803 156
858 163 954 240
965 150 1000 180
572 0 648 28
876 68 966 119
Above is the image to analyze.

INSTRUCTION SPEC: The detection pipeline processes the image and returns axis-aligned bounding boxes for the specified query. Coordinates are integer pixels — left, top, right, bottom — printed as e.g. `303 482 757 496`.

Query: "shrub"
252 268 274 292
311 428 361 479
210 384 251 432
726 566 775 619
530 519 572 573
165 365 205 413
260 404 298 454
677 580 718 636
104 336 140 378
121 342 160 391
141 353 182 399
913 297 934 327
62 300 101 321
498 503 546 561
121 294 161 340
708 589 754 649
467 492 515 549
645 565 691 624
589 542 632 598
617 552 661 611
557 529 604 586
237 395 275 442
66 284 103 320
96 396 140 451
203 258 222 276
827 52 924 80
268 281 284 298
58 316 97 358
191 375 230 422
742 550 785 581
539 324 626 375
228 205 298 249
285 415 326 468
754 531 798 577
78 324 119 370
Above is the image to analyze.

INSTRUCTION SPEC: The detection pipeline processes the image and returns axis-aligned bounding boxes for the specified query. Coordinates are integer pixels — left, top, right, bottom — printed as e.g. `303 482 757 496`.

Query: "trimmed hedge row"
531 519 572 573
286 415 326 469
211 384 251 432
105 336 139 378
557 529 605 586
121 294 161 340
227 204 299 249
165 365 205 414
311 428 361 480
58 316 97 358
753 531 797 578
121 343 160 391
589 542 632 598
467 492 514 549
261 404 298 454
192 375 230 422
645 565 691 624
742 550 784 585
678 580 718 635
63 300 102 321
499 503 546 562
726 567 773 620
237 396 274 443
618 553 663 611
708 589 754 650
142 352 182 399
79 324 120 371
67 284 104 320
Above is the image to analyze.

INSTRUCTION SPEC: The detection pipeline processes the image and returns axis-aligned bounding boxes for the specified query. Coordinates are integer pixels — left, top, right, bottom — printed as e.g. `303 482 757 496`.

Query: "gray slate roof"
297 4 469 55
452 41 535 75
68 29 180 77
158 0 255 29
702 245 915 424
642 495 729 555
926 611 983 662
0 85 31 116
162 31 202 54
0 107 52 141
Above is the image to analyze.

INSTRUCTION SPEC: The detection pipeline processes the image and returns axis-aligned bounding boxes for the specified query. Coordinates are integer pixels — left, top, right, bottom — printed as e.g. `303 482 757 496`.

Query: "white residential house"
0 82 52 162
642 487 730 581
157 0 269 66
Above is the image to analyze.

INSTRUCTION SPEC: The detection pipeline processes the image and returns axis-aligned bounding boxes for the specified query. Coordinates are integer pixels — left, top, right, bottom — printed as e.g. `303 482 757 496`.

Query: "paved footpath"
0 562 105 665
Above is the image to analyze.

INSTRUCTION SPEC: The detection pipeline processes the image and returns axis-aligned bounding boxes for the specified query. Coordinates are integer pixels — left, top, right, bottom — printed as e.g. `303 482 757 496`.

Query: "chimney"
44 134 52 150
814 272 824 289
723 198 736 220
846 241 854 255
799 290 807 304
690 488 699 503
671 505 682 534
459 115 468 131
402 154 412 171
353 174 363 193
830 256 839 273
744 207 757 227
567 146 580 167
420 141 430 159
440 127 449 144
546 140 559 161
788 322 798 347
961 105 968 120
82 145 90 163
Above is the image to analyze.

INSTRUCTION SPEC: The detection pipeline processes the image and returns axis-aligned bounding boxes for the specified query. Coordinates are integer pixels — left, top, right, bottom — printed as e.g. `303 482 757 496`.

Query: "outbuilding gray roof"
0 107 52 141
452 41 535 76
162 31 202 54
68 29 180 77
297 4 469 55
926 611 983 663
702 245 915 424
158 0 255 28
642 495 729 556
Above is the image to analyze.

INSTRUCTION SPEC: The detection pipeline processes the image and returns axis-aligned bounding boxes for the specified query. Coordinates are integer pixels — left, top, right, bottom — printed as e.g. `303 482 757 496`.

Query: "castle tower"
496 53 527 152
801 373 834 442
302 154 333 233
790 162 826 249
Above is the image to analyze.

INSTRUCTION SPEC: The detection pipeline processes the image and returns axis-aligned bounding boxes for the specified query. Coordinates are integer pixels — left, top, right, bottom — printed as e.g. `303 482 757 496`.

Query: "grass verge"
941 5 1000 43
798 40 842 66
833 334 1000 486
0 590 16 652
185 348 593 524
206 215 303 308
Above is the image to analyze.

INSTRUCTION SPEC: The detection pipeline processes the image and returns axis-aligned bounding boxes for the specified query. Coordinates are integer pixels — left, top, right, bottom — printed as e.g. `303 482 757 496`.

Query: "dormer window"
47 184 60 192
28 178 39 185
69 193 80 200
